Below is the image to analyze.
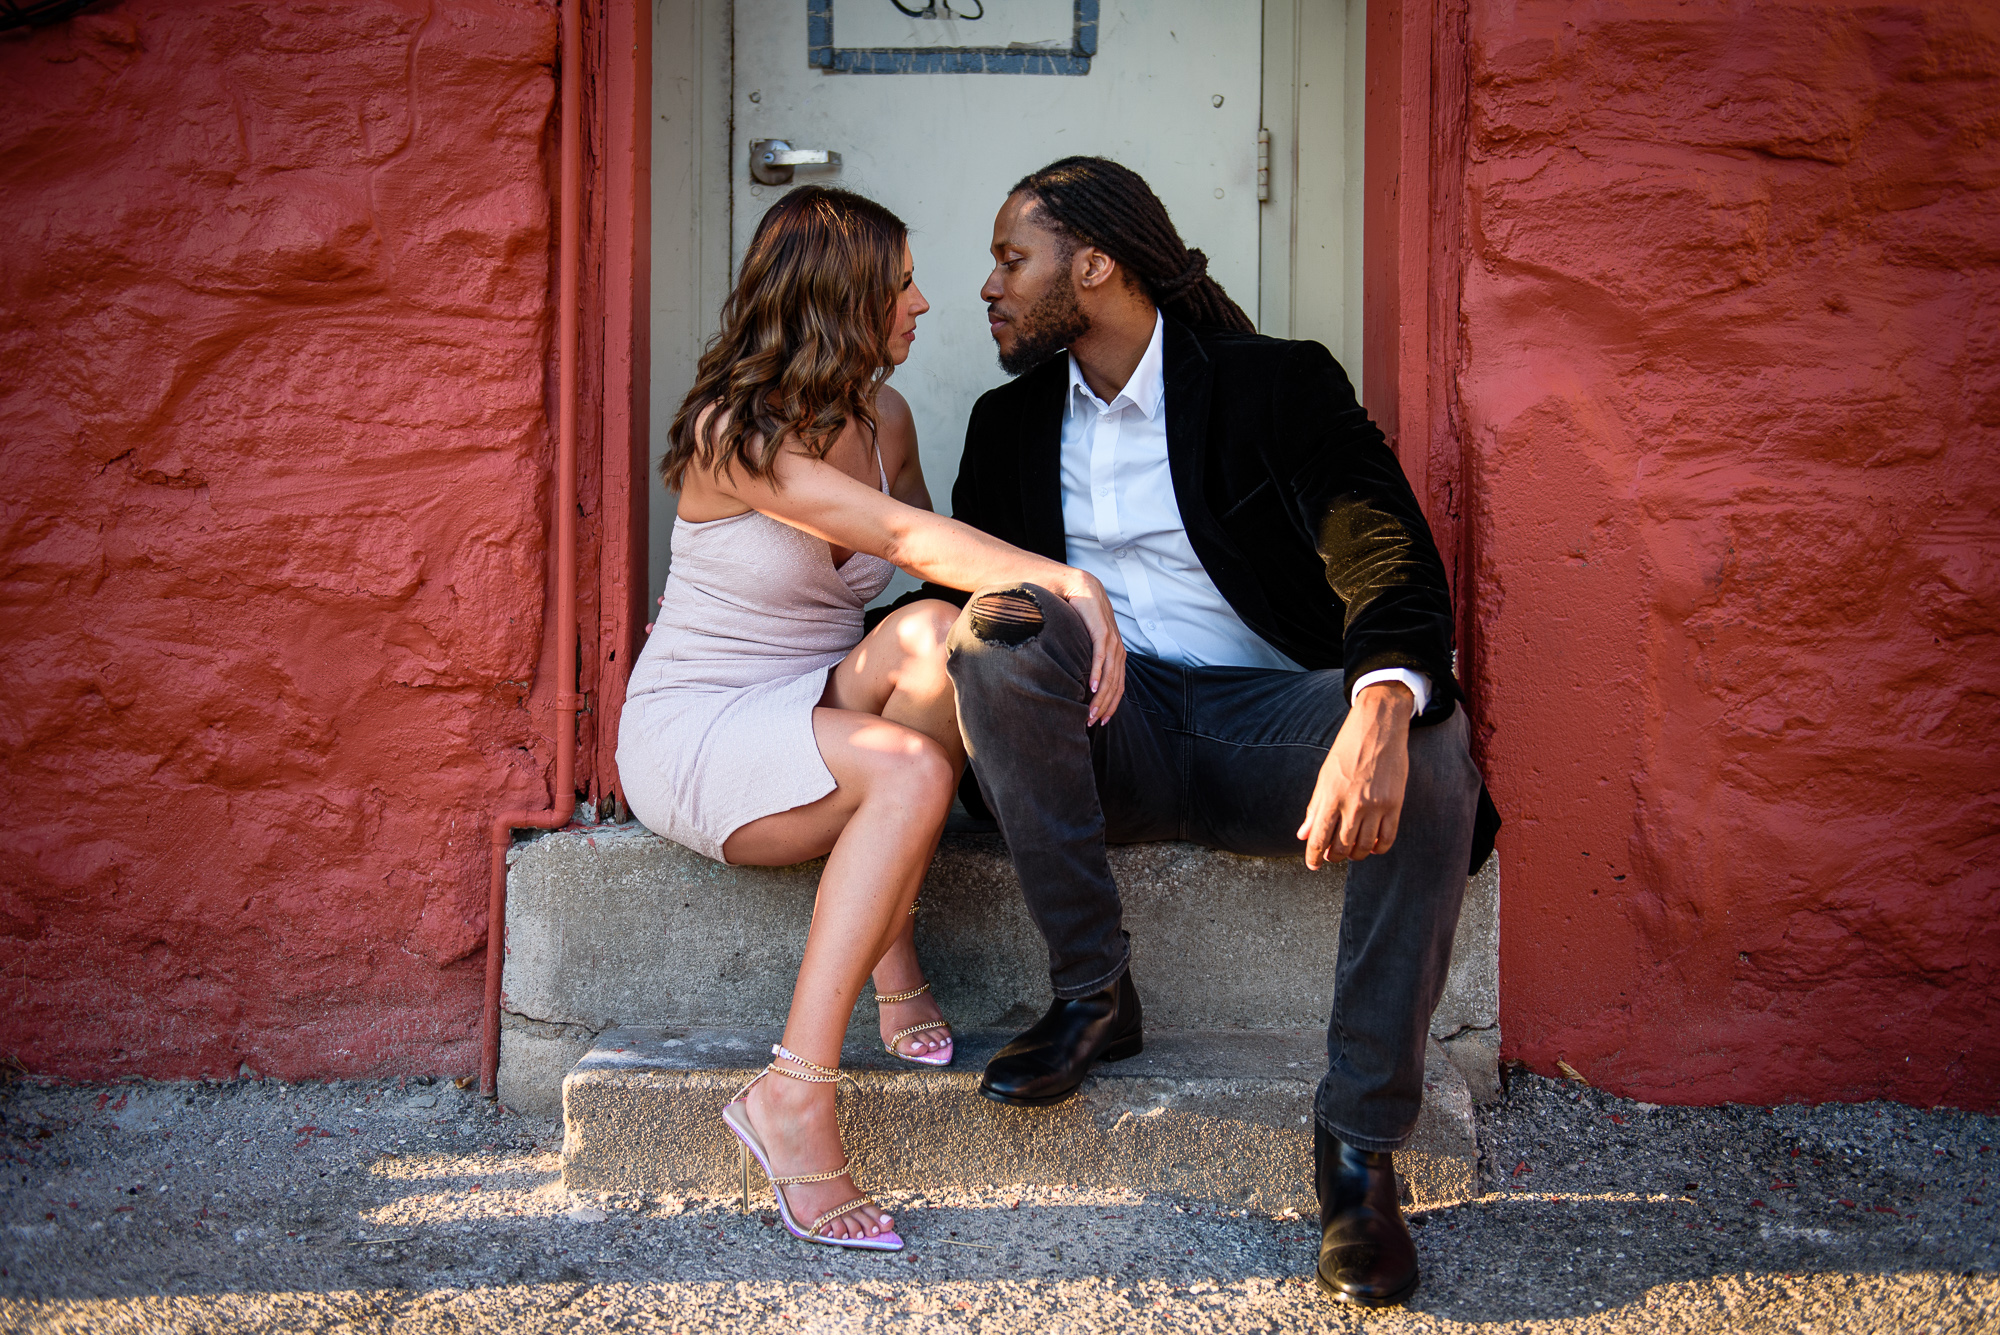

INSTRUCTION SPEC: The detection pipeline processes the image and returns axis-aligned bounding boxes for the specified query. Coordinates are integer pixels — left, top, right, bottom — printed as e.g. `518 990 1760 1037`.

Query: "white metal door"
732 1 1263 596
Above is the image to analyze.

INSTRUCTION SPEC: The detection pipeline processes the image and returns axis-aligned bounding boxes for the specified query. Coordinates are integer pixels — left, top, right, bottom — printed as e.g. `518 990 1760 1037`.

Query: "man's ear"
1074 245 1120 292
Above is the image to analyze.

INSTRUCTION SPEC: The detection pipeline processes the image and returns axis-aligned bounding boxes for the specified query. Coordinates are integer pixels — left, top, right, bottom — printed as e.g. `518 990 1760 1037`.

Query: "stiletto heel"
876 978 953 1067
721 1044 904 1253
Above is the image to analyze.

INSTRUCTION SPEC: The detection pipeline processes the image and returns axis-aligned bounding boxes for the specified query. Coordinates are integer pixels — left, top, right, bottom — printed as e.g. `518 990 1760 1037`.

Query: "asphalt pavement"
0 1067 1993 1332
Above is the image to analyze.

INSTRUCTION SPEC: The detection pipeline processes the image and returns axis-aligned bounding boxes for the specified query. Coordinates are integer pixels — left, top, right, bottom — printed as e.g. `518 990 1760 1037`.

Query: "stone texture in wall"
1463 1 2000 1109
0 1 558 1079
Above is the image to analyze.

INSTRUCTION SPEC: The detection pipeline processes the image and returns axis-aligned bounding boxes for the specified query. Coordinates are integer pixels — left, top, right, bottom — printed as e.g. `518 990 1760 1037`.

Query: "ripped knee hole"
967 590 1043 646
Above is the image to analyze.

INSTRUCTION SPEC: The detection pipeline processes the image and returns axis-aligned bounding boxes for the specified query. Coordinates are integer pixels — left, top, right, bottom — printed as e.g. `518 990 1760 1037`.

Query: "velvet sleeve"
1276 341 1460 721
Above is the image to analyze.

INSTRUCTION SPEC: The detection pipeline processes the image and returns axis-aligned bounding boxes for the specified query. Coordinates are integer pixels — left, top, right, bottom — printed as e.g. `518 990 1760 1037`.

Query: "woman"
616 187 1124 1252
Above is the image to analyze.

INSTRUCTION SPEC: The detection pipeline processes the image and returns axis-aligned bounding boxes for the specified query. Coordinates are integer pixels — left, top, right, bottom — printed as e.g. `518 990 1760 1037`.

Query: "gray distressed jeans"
945 583 1482 1152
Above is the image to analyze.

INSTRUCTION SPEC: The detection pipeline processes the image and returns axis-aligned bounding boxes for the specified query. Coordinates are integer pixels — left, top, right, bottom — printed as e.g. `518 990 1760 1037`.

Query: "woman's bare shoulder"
691 398 733 438
873 383 917 465
874 382 913 428
872 383 936 507
675 400 754 521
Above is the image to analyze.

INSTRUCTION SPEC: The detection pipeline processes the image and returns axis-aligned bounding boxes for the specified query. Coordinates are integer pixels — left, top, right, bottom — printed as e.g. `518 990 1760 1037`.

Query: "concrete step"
560 1026 1478 1215
499 825 1499 1117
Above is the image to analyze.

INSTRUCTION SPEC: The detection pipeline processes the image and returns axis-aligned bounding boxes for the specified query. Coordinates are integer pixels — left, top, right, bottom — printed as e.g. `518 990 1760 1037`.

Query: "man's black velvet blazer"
913 316 1463 725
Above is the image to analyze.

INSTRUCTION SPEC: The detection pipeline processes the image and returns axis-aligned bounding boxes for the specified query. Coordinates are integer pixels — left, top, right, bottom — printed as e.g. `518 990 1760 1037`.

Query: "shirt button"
1097 486 1110 497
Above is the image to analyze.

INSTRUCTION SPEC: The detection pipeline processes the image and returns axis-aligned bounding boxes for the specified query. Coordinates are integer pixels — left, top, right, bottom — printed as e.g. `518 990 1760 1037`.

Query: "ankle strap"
875 981 931 1005
768 1043 841 1082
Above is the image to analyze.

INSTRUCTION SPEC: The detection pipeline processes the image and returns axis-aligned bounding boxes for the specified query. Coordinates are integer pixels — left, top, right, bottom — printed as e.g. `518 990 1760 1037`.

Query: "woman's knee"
860 726 956 805
886 599 957 665
897 738 957 815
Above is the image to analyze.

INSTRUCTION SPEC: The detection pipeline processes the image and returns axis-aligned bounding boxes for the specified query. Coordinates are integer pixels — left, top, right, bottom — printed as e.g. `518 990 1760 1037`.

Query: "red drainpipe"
482 0 582 1099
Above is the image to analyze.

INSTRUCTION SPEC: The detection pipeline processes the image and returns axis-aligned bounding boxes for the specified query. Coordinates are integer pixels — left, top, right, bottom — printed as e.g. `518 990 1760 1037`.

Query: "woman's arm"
874 386 935 513
721 440 1125 722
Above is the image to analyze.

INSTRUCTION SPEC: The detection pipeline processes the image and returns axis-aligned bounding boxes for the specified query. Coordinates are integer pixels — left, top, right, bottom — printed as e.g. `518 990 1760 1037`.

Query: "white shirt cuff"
1349 667 1430 717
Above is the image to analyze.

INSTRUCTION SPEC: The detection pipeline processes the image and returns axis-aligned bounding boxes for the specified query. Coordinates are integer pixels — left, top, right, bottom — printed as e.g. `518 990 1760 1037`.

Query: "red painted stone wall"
1462 1 2000 1108
0 1 559 1080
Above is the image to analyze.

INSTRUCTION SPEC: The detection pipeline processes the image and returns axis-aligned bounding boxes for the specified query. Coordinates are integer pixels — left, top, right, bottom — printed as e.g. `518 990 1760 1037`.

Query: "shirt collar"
1065 311 1166 422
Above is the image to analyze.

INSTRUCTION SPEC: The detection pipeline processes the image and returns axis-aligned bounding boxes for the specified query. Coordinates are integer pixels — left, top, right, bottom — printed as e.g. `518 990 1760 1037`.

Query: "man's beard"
996 270 1090 376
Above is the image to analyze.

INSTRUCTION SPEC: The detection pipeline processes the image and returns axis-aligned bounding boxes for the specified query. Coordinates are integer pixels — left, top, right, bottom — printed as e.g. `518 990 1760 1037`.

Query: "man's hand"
1296 682 1415 870
1050 568 1127 726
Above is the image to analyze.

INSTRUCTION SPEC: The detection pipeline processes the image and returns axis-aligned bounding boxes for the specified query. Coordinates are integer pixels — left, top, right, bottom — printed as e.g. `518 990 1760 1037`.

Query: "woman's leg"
821 600 962 1057
861 825 950 1058
722 706 955 1240
823 600 965 764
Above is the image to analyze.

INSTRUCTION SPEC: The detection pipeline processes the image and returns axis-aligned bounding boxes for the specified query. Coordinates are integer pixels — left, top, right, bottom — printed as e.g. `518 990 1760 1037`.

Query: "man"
916 157 1496 1307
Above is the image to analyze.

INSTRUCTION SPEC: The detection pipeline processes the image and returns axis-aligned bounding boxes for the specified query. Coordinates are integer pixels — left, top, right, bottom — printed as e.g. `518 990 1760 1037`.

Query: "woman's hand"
1049 569 1126 726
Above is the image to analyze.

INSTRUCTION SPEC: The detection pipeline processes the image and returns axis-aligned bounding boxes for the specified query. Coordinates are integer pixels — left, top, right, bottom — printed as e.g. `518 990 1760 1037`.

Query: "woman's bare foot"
873 934 951 1060
741 1068 893 1241
878 989 951 1059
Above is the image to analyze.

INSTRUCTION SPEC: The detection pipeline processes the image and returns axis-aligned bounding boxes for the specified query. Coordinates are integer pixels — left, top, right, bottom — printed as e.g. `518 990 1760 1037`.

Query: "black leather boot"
1314 1120 1419 1307
978 970 1142 1107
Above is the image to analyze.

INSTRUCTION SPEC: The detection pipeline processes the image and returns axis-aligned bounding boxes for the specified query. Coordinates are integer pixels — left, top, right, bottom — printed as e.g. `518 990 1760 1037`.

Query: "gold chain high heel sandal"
720 1044 903 1252
877 899 954 1067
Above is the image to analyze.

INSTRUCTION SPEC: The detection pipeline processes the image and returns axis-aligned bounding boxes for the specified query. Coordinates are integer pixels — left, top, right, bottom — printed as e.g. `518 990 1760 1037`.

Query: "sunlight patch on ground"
363 1152 562 1183
1469 1190 1699 1206
6 1271 1997 1334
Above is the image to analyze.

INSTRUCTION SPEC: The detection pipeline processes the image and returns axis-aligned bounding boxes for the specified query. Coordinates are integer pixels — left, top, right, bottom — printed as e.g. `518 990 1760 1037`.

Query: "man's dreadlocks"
1010 156 1257 335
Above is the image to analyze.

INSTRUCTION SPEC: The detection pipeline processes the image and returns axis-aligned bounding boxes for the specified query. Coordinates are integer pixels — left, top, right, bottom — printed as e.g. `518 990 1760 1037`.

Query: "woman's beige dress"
617 459 895 862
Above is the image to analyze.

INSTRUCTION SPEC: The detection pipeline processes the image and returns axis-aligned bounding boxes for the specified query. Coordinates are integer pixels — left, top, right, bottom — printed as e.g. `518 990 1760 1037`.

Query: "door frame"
1258 0 1367 385
562 0 653 813
1364 0 1473 701
593 0 1472 801
518 0 653 815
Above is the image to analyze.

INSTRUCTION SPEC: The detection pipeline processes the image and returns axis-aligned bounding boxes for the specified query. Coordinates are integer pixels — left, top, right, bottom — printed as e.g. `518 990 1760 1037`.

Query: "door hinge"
1256 128 1271 202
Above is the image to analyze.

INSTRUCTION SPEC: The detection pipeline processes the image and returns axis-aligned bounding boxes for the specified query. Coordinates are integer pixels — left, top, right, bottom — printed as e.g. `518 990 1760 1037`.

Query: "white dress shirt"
1060 313 1430 712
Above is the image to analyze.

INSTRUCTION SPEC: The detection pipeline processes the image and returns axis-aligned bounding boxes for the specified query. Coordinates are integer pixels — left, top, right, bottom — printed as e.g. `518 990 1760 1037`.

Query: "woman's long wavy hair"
662 187 907 491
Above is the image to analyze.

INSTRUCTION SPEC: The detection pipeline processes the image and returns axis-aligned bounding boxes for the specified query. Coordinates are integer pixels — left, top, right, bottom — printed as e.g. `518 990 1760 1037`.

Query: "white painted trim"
1258 0 1363 386
649 0 733 598
1258 0 1298 340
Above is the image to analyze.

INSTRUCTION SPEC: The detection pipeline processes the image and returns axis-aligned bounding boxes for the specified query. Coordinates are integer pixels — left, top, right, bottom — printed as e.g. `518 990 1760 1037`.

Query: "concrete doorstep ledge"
561 1026 1478 1215
500 825 1500 1121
